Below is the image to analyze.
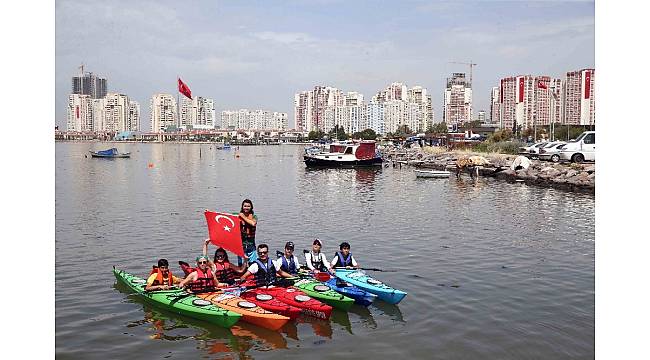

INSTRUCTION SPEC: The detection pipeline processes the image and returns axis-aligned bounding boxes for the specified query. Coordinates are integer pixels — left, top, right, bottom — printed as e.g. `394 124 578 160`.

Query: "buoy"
148 163 154 168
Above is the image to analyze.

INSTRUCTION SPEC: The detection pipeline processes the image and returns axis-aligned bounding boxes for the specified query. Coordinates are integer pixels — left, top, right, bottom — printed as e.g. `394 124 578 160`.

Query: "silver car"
518 142 547 158
538 142 567 163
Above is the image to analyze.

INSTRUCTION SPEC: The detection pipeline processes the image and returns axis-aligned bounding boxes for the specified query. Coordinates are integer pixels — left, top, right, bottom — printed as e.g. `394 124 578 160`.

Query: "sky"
55 0 595 130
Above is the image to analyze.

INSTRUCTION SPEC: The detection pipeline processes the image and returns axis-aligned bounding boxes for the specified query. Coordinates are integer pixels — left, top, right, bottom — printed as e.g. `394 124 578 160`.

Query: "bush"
472 141 524 155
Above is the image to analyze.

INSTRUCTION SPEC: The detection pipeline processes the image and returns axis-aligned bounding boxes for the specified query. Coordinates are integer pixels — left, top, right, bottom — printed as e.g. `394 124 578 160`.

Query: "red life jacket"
188 267 216 293
214 261 236 284
149 266 174 286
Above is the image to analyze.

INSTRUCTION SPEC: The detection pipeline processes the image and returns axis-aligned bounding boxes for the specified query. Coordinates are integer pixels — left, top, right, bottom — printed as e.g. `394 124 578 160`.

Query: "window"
583 134 595 144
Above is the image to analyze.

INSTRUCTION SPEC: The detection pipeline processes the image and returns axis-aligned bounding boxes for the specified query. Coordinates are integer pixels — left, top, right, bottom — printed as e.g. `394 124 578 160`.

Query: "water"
55 142 595 359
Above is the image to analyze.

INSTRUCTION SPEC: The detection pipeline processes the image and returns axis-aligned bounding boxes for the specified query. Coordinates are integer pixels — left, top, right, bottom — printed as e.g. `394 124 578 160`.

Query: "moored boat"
414 169 451 178
112 267 241 328
334 268 407 305
241 282 333 320
303 140 382 167
90 148 130 158
313 272 377 307
290 277 354 311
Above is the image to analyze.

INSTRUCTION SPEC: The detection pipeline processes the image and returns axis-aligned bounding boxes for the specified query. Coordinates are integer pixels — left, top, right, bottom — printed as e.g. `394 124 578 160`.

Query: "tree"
394 125 412 138
352 128 377 140
308 130 325 141
466 120 482 128
329 125 349 141
426 122 448 135
554 124 588 141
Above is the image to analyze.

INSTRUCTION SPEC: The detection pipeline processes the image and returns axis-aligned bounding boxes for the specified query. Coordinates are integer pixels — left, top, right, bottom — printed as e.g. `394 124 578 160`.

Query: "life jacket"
149 266 174 286
280 255 297 275
214 261 237 285
334 251 353 267
310 252 327 271
240 214 256 251
187 267 216 293
254 258 277 286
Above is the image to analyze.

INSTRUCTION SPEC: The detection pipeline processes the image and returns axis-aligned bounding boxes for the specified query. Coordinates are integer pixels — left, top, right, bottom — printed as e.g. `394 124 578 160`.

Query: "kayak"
310 271 377 306
197 292 289 331
241 283 332 320
334 269 407 305
290 277 354 311
113 267 241 328
239 290 302 320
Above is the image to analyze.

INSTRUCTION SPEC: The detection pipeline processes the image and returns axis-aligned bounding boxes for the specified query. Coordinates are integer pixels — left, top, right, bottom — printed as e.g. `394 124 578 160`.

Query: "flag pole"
177 76 180 131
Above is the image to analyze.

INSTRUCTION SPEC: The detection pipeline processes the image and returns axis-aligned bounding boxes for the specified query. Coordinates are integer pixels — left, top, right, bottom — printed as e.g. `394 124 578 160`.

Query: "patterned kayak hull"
291 277 354 311
197 292 290 331
113 267 241 328
334 269 407 305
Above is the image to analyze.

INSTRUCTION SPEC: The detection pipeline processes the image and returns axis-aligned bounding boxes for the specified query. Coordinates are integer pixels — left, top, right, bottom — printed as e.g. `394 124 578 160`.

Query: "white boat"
414 169 451 178
303 140 383 167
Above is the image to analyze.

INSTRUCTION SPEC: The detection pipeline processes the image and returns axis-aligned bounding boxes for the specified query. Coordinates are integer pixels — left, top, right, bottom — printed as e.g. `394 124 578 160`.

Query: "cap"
285 241 295 249
313 238 322 246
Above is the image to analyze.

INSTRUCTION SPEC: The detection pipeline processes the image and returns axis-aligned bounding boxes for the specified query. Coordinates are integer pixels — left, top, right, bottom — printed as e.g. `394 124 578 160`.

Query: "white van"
559 131 595 163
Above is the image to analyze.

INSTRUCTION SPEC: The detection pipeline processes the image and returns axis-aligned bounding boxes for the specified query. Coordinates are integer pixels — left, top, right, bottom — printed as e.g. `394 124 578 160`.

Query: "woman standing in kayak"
305 239 332 272
238 199 257 267
202 238 246 285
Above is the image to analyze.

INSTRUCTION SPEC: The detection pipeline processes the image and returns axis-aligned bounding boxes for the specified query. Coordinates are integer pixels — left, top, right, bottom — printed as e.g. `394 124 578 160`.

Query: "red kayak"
239 290 302 320
241 282 332 320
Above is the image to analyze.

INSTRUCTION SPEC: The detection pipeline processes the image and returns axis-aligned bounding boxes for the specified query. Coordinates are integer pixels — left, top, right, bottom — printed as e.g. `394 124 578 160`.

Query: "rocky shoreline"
383 147 595 194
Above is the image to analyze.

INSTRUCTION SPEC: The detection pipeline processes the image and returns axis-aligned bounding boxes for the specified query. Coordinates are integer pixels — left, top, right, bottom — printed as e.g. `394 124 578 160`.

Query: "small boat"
89 148 130 158
197 292 290 331
334 268 407 305
414 169 451 178
303 140 382 167
290 277 354 311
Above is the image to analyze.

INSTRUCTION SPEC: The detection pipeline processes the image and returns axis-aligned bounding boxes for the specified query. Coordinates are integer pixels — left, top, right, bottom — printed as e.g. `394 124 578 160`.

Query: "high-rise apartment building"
564 68 595 126
150 94 177 132
220 109 288 130
550 78 563 125
72 71 107 99
128 101 140 132
497 75 558 131
443 73 472 127
92 98 106 132
180 96 216 129
103 93 130 132
293 86 344 132
366 102 385 135
67 94 94 131
477 110 486 123
490 87 500 124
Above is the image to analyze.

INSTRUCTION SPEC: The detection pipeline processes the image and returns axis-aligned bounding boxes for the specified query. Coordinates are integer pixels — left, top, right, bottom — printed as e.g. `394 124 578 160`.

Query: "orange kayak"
198 292 290 331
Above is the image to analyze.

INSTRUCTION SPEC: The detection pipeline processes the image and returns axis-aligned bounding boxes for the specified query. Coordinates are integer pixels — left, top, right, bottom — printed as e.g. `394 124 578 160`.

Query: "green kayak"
113 267 241 328
291 277 354 311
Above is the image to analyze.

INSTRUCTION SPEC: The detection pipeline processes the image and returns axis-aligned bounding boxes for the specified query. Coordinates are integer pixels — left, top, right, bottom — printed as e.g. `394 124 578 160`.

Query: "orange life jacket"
149 266 174 286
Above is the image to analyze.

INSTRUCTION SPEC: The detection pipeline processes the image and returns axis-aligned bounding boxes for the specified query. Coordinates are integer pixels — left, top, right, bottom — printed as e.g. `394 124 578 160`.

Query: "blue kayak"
334 269 407 305
323 277 377 306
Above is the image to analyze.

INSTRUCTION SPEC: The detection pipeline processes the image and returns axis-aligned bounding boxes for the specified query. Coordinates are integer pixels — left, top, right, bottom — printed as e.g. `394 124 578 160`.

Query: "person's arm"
330 255 340 268
321 254 332 272
239 213 257 227
305 253 315 271
293 256 301 270
178 272 197 289
350 255 359 269
277 268 292 278
240 263 258 280
145 273 168 291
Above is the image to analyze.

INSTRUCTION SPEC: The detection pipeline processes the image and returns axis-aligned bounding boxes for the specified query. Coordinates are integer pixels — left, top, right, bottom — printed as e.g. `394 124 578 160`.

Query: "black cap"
285 241 295 249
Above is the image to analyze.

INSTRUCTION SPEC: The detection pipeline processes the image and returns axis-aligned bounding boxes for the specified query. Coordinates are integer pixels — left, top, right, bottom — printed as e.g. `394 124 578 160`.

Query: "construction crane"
449 61 478 87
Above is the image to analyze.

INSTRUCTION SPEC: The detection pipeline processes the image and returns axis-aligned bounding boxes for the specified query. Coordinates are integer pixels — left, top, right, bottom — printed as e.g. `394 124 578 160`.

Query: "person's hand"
239 212 245 219
204 238 211 245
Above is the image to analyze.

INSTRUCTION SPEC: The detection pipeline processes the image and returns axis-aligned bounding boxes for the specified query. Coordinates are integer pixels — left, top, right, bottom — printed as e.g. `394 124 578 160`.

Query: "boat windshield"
344 147 353 154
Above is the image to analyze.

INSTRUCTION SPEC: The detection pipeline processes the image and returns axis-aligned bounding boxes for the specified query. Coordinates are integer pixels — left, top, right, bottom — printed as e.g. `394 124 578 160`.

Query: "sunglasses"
159 266 169 269
215 255 225 259
258 251 268 255
198 260 208 264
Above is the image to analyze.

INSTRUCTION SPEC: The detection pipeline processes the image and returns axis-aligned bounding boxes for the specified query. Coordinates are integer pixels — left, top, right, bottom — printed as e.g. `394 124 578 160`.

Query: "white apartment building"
366 102 385 135
150 94 177 132
497 75 558 131
103 93 130 132
293 86 344 132
220 109 288 130
128 101 140 132
490 86 500 125
564 68 595 126
443 73 472 127
92 98 106 132
67 94 94 131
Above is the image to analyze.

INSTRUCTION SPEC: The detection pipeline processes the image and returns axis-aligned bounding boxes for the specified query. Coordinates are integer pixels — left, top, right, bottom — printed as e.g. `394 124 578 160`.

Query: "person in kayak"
240 244 291 286
202 238 245 285
305 239 332 272
274 241 301 277
237 199 257 267
330 242 359 269
145 259 182 291
178 255 223 293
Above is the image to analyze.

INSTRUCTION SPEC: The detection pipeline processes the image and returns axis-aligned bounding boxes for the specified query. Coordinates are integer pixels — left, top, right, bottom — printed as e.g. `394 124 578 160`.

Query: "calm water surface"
55 142 595 359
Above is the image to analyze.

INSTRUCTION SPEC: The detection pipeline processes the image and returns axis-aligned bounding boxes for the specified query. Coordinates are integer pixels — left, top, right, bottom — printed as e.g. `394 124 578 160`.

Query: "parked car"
518 142 547 158
538 142 567 163
559 131 595 163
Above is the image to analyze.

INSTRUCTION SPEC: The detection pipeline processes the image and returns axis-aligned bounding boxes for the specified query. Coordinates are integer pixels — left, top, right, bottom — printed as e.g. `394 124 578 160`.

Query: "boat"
239 290 303 319
290 277 354 311
112 267 241 328
334 269 407 305
197 292 290 331
303 140 383 167
241 282 333 320
89 148 130 158
313 272 377 307
414 169 451 178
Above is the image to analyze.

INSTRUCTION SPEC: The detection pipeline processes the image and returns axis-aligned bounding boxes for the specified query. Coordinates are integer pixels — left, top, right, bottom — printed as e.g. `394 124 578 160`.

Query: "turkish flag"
178 78 192 99
537 80 548 89
204 210 244 257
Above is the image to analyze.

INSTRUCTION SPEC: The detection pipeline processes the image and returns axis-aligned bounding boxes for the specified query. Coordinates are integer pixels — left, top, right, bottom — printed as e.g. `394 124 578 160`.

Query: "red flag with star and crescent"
178 78 192 99
204 210 244 257
537 80 548 90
